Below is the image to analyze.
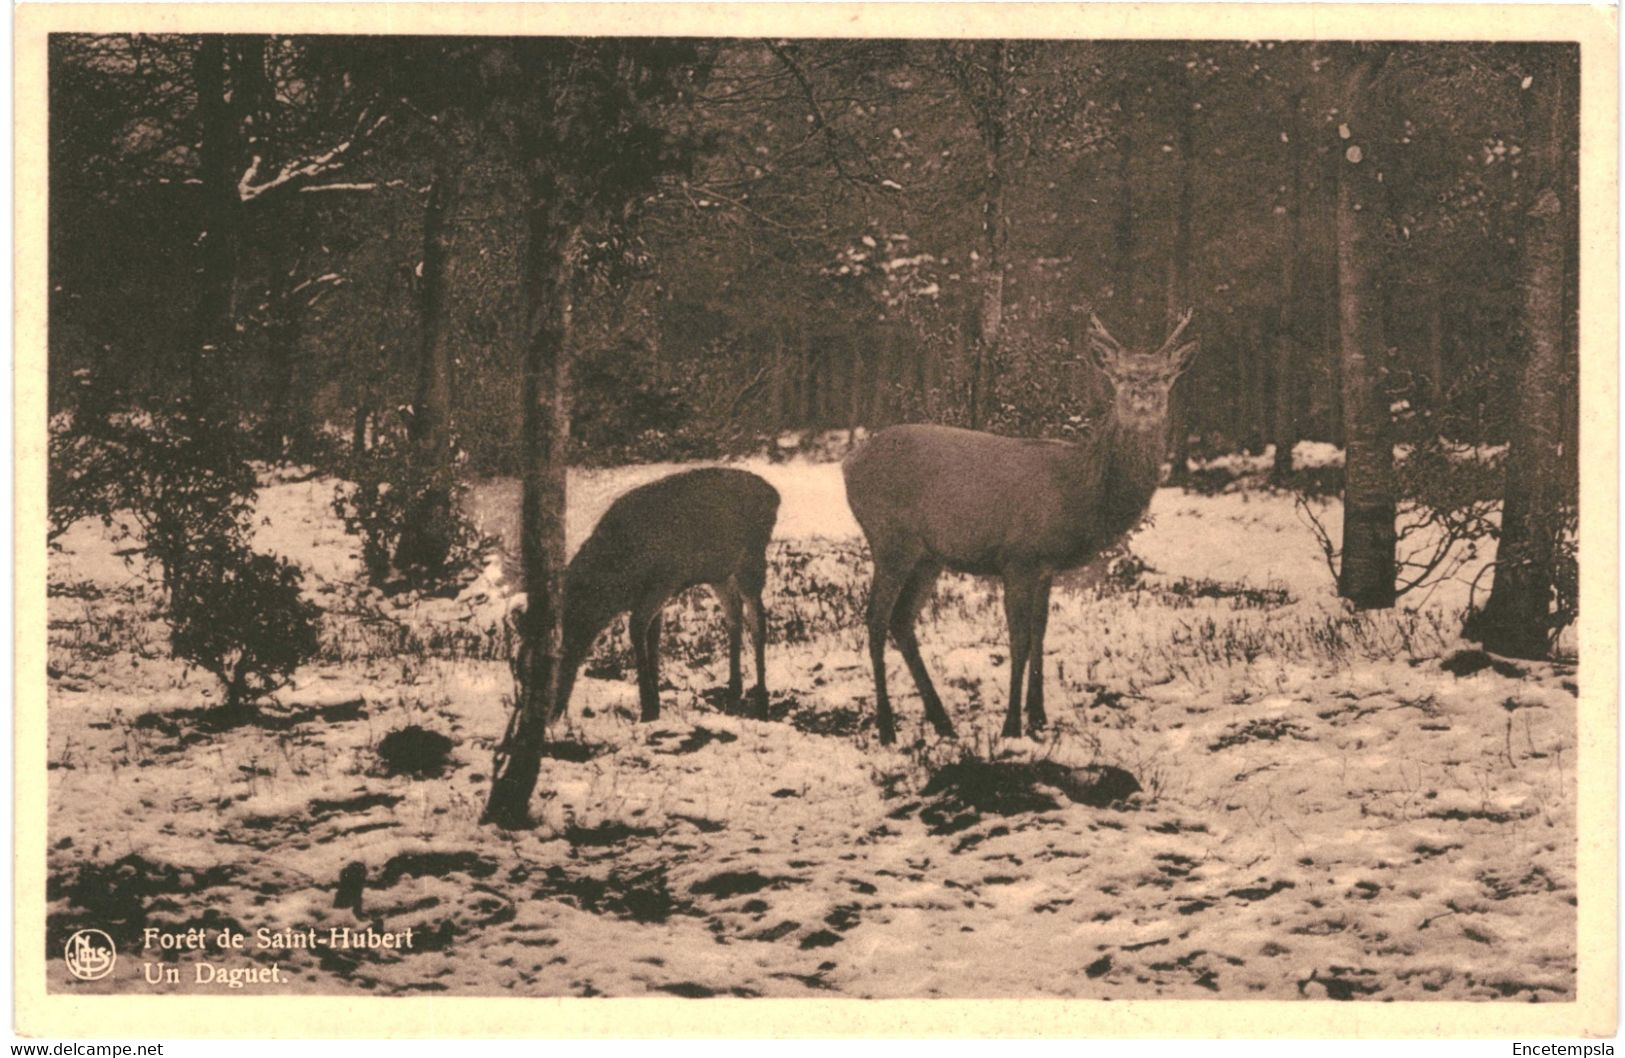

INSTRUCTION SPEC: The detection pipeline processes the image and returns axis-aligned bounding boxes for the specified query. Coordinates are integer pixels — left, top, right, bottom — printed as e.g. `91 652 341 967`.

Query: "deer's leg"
865 558 913 746
638 612 665 722
890 563 953 738
714 580 745 705
630 591 667 722
1001 569 1037 739
740 581 770 717
1026 575 1053 730
549 650 580 726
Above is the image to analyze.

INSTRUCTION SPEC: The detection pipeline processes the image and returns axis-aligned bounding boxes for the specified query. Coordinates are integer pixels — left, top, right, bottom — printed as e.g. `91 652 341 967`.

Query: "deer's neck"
562 563 622 671
1092 413 1166 538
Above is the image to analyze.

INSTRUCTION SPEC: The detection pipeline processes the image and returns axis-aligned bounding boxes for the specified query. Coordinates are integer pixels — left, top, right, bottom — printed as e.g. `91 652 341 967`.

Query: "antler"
1154 308 1195 359
1087 314 1126 360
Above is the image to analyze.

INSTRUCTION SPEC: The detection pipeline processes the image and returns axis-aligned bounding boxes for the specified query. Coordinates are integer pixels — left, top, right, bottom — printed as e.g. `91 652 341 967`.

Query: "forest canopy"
49 36 1578 477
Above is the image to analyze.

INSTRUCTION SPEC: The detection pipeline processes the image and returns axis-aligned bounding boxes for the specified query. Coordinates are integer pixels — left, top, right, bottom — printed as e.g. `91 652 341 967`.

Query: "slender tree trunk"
483 137 576 831
1334 53 1397 610
353 404 370 454
1247 319 1270 453
263 194 317 458
1470 55 1574 658
800 330 816 428
191 35 236 401
396 152 462 579
410 158 458 467
957 301 980 427
264 238 305 454
1271 91 1305 481
847 341 865 444
768 328 785 435
823 345 838 425
932 331 944 419
1165 63 1196 482
1271 333 1300 477
967 322 985 430
943 40 1011 432
974 102 1007 432
230 34 299 452
1113 71 1137 325
1424 283 1446 402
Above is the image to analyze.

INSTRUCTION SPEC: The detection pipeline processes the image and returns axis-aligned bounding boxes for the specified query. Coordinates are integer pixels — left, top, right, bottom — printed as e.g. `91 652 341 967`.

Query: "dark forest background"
49 37 1577 469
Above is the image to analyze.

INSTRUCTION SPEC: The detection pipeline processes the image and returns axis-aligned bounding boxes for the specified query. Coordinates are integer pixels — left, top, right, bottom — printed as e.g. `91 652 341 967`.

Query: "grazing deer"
546 467 779 724
843 311 1198 744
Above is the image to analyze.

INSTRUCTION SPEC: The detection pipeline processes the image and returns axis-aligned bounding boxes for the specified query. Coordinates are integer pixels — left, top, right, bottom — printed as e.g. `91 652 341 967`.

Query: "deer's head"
1086 309 1199 430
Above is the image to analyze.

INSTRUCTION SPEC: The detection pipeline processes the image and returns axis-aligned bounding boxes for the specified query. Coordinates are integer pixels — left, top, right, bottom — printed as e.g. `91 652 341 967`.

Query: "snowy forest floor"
45 451 1577 1000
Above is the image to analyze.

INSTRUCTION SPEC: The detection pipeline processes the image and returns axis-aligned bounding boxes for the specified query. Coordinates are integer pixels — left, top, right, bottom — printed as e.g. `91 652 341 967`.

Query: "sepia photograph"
16 2 1618 1039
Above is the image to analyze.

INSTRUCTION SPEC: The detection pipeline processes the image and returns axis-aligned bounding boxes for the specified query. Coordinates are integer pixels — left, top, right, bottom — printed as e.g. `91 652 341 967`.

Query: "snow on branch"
236 113 389 204
298 182 377 194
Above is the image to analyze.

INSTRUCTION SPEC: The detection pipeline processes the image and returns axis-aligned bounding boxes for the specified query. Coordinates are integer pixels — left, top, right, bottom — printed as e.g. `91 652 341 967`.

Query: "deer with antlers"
842 310 1199 744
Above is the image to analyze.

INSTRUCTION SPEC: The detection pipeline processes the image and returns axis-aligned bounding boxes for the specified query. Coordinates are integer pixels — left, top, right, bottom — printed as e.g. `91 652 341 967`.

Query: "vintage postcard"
15 2 1619 1039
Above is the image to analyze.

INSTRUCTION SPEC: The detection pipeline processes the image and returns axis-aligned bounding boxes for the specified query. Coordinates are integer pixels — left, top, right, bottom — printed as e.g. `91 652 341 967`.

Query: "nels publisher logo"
64 929 117 981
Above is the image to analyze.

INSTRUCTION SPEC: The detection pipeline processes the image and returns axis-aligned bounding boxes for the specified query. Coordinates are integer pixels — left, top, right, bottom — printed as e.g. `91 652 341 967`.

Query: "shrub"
119 403 258 596
58 392 323 710
48 415 122 544
48 369 128 544
332 410 484 593
168 546 322 710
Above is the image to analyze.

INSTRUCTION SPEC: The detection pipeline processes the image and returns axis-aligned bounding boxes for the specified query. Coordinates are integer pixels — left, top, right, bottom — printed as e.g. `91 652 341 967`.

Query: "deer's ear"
1170 341 1199 374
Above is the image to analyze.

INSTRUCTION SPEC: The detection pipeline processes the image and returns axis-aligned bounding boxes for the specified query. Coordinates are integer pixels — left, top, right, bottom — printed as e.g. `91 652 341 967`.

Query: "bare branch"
761 40 896 193
1294 494 1342 587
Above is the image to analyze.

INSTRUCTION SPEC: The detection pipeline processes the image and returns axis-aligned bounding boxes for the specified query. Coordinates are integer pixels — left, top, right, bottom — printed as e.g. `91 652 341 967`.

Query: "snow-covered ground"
45 456 1576 999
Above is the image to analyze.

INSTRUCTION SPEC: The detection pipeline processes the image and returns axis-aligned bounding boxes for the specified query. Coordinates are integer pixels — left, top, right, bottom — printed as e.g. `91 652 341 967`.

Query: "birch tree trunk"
1469 55 1574 658
1334 53 1397 610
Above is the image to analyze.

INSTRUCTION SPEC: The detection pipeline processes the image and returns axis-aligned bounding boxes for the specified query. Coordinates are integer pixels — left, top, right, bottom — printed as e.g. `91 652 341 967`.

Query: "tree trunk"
1334 54 1397 610
353 404 370 454
1165 63 1196 483
483 166 576 829
1423 283 1446 403
191 35 236 400
396 153 462 580
975 100 1007 432
1113 72 1137 324
967 321 986 430
264 244 304 453
1469 56 1573 658
230 34 302 453
847 340 865 444
410 159 458 467
800 330 816 428
1271 91 1305 481
768 328 785 440
1246 319 1270 453
263 198 314 457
